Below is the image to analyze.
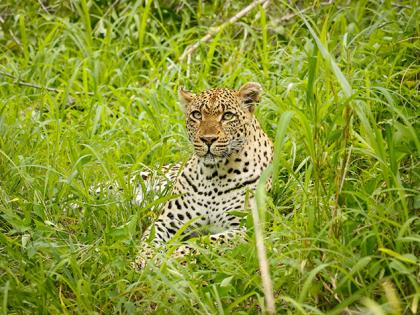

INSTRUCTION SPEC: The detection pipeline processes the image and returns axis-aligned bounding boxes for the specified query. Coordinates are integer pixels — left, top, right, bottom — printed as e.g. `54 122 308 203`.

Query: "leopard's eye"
191 111 202 120
222 112 235 121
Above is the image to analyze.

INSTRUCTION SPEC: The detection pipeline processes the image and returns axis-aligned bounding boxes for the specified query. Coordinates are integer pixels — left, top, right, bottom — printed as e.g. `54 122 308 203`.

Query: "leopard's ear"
178 87 195 111
237 82 262 113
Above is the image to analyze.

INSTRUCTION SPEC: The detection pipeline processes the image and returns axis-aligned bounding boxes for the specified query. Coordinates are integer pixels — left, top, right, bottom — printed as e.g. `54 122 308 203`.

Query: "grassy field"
0 0 419 314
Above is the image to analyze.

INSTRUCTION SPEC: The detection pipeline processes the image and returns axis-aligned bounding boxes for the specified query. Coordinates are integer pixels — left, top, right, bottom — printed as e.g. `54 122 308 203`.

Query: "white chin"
203 154 217 165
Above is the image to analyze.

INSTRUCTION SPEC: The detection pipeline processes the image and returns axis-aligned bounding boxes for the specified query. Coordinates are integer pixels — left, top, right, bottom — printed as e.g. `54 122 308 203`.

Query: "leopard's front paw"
131 244 156 271
172 244 198 258
131 256 147 271
172 244 200 266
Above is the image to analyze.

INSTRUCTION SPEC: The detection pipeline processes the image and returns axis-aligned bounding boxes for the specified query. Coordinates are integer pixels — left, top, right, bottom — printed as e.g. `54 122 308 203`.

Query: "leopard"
133 82 273 269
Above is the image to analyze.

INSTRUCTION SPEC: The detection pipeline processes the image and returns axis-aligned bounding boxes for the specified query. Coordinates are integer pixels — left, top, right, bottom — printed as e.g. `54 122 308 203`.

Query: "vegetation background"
0 0 418 314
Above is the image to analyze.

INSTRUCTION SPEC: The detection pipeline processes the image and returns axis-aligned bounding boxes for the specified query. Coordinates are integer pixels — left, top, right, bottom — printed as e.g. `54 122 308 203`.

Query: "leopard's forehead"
191 88 240 113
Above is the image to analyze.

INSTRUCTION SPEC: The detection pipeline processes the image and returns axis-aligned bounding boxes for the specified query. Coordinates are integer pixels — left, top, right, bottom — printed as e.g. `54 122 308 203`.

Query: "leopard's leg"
134 222 246 269
172 244 199 259
170 227 246 263
172 211 247 260
131 224 169 271
133 202 196 269
131 242 158 270
209 226 247 244
208 192 257 245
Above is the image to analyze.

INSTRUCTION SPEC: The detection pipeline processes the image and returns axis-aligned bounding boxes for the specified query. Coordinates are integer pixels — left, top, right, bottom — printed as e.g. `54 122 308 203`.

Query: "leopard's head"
179 82 262 165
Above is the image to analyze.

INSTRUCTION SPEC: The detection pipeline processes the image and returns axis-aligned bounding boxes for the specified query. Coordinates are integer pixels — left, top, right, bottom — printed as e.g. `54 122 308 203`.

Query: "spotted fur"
133 82 273 269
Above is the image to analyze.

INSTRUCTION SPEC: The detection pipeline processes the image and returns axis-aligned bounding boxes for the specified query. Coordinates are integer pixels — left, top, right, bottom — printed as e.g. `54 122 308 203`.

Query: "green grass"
0 0 419 313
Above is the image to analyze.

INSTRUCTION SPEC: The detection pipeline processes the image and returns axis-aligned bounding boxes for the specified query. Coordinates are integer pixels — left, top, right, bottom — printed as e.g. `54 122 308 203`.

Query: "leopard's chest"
183 180 249 226
176 161 259 219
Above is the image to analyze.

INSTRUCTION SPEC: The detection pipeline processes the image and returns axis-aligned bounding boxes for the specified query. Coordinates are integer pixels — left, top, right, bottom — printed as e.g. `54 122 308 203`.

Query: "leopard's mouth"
195 141 231 161
203 152 217 165
208 146 229 158
202 147 232 164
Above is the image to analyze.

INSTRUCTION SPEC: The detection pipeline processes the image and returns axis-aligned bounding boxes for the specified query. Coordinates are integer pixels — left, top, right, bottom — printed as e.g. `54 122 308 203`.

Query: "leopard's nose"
200 135 219 146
